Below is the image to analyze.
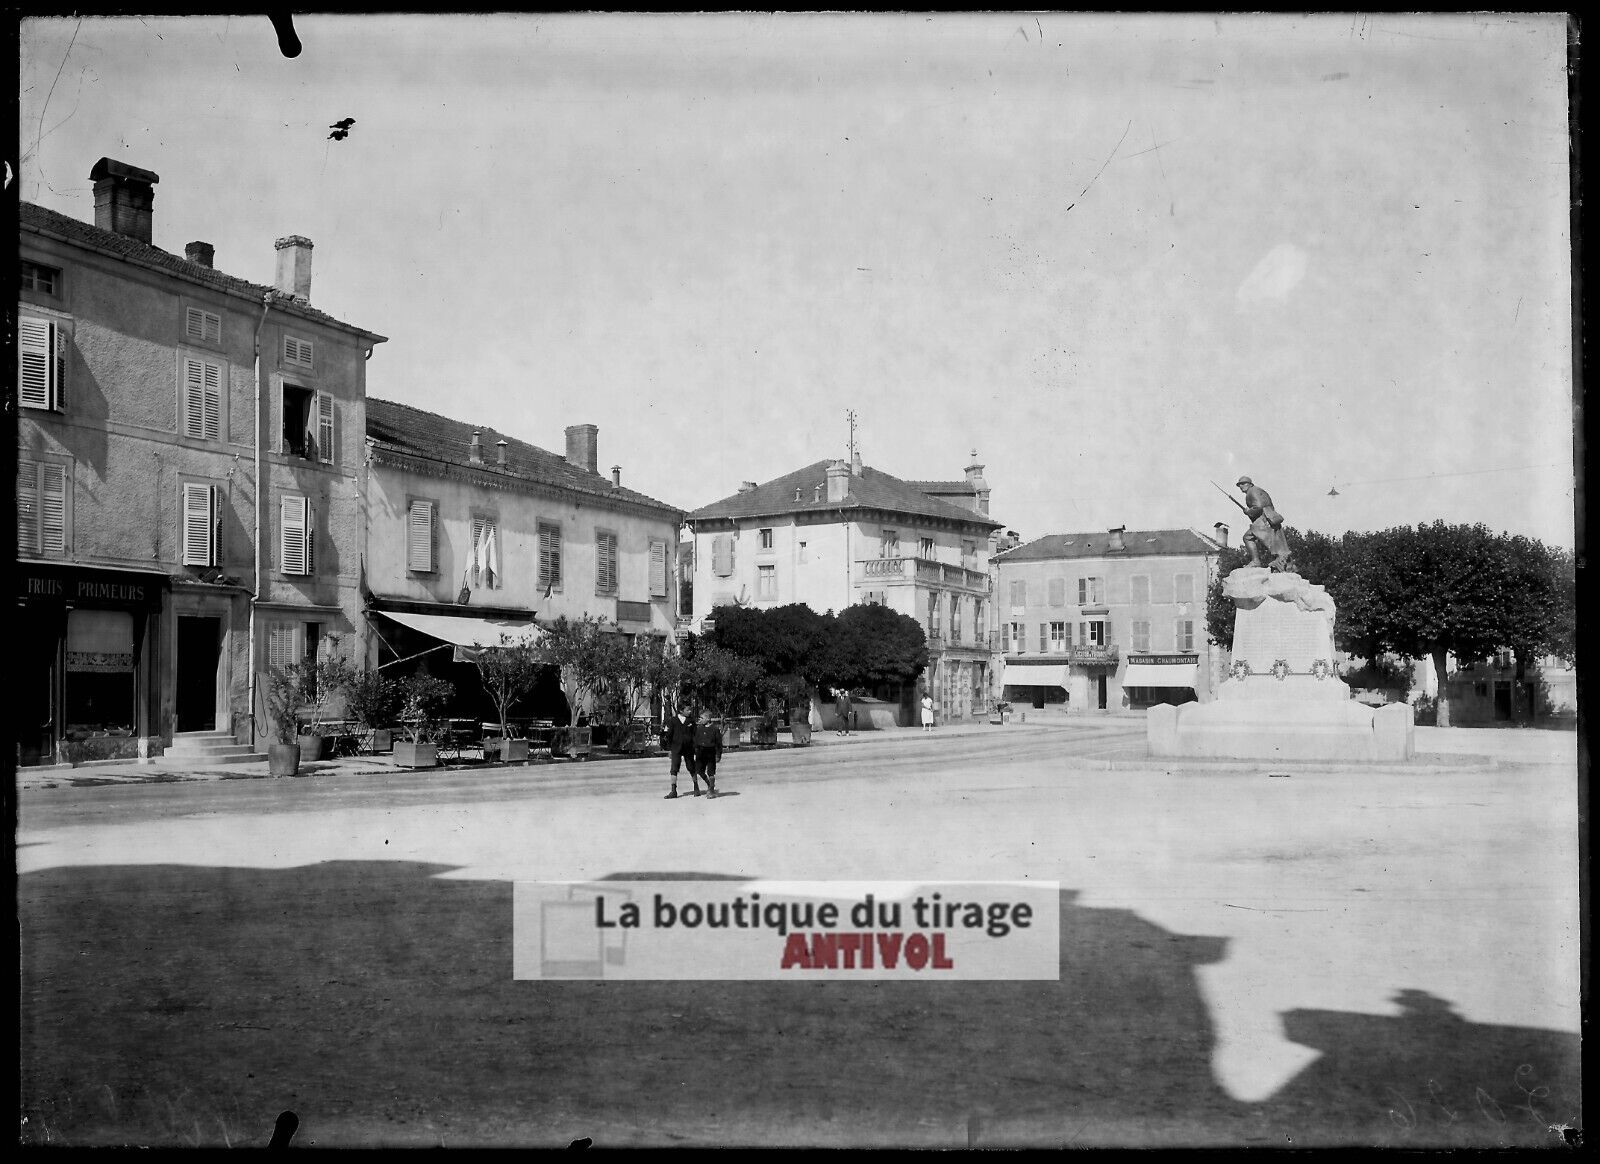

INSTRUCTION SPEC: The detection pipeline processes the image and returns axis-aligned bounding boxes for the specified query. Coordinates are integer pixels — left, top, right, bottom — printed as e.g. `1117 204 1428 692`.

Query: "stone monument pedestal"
1147 568 1415 762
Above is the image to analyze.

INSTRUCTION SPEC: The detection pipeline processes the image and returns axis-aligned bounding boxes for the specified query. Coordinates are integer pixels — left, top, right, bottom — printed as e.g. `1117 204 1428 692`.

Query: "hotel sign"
18 563 166 610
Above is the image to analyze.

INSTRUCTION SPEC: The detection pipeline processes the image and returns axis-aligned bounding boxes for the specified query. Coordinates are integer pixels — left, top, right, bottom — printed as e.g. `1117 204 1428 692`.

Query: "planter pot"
393 741 438 769
298 734 326 762
753 725 779 747
791 721 813 746
486 738 531 764
370 729 393 753
268 743 301 778
569 726 592 759
722 724 742 749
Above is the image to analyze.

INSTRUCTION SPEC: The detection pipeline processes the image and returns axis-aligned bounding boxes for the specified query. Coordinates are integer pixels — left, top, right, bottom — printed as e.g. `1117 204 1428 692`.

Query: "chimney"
1108 526 1127 552
814 484 823 503
738 481 757 494
469 431 483 464
826 459 851 503
1214 522 1229 548
90 158 159 245
851 450 864 477
794 488 802 502
185 241 214 268
496 440 508 467
611 465 622 489
273 236 314 301
965 449 991 515
564 424 598 473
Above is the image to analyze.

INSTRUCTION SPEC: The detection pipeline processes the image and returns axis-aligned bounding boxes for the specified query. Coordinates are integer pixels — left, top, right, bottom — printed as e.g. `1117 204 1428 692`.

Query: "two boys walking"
663 705 722 799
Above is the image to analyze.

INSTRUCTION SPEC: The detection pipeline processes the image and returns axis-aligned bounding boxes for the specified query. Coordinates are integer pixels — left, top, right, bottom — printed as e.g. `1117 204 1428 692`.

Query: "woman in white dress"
920 694 935 731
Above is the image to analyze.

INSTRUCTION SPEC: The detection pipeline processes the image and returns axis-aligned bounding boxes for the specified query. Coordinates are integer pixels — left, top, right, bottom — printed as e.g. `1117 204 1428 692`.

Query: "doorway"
1493 681 1512 722
176 616 222 732
1096 675 1108 710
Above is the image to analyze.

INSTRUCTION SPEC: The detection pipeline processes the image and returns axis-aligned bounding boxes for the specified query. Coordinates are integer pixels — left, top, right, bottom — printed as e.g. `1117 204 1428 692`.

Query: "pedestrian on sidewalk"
920 693 935 732
835 689 852 736
661 704 702 799
693 715 724 797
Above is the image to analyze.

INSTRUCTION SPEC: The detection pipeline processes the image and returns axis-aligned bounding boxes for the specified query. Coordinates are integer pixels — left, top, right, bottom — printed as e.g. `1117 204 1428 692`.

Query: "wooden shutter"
284 335 313 367
597 532 617 593
649 540 667 597
407 501 434 572
17 459 39 552
712 534 732 577
19 318 55 409
182 483 216 565
316 393 335 464
184 358 221 439
267 622 297 669
39 462 66 554
471 515 489 587
1010 579 1025 607
1174 573 1193 603
1039 623 1048 652
185 307 221 344
280 495 309 575
1048 577 1065 606
539 524 562 589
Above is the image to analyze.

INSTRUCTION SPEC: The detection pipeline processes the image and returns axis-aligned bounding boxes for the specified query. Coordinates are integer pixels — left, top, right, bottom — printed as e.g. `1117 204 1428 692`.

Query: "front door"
176 616 222 732
1096 675 1108 710
1493 681 1513 721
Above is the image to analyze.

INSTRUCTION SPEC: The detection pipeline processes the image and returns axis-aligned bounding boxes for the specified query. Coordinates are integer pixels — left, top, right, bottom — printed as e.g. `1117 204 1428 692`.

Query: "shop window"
595 529 618 594
64 609 135 737
407 499 437 573
472 514 501 589
18 315 68 411
18 458 69 557
182 356 223 440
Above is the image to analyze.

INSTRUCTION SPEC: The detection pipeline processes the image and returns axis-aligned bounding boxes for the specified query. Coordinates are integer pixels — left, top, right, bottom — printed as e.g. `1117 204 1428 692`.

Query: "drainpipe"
247 291 275 746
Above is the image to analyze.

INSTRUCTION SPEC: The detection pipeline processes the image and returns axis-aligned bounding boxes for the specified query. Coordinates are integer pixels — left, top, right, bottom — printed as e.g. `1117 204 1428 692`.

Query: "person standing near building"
692 715 723 797
662 704 701 799
835 689 853 736
920 692 935 732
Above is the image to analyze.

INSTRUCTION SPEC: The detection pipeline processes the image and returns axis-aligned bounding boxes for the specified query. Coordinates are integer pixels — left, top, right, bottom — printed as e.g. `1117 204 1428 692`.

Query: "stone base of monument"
1146 567 1416 763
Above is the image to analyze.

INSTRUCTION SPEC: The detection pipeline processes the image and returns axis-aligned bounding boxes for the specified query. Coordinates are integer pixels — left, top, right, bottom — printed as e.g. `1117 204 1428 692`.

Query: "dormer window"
283 334 314 370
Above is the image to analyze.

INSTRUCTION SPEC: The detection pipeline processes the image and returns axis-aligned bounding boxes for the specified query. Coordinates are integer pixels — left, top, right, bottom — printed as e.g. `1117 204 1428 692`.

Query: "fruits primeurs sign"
18 563 165 610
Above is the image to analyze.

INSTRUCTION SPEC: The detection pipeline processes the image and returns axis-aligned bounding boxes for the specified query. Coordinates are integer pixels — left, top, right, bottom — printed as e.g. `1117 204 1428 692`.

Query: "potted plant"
393 673 453 769
296 640 357 762
344 668 399 753
787 682 813 746
474 633 542 764
990 699 1013 726
262 662 310 777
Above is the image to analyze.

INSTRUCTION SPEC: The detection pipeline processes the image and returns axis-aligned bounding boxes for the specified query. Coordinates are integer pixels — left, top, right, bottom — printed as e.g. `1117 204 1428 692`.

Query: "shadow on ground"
18 861 1578 1148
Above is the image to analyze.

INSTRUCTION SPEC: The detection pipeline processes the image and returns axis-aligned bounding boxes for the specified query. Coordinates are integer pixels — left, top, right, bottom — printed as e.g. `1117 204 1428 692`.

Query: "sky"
17 13 1577 548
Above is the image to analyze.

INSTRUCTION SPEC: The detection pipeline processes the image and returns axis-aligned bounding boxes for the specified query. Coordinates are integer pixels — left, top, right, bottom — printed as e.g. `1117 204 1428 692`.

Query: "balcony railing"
857 557 990 591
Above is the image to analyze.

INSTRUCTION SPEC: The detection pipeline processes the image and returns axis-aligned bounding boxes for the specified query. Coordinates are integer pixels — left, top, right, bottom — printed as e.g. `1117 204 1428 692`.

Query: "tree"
473 633 545 732
681 643 768 722
1204 545 1254 650
708 602 832 685
534 615 610 724
817 604 928 692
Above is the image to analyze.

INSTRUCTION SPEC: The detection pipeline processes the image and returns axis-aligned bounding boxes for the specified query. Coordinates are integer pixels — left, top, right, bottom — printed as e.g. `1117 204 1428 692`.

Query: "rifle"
1212 480 1250 516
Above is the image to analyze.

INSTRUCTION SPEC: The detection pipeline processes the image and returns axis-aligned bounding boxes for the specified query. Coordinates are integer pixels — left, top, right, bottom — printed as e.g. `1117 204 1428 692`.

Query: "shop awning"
1123 662 1199 688
378 610 541 649
1000 663 1070 689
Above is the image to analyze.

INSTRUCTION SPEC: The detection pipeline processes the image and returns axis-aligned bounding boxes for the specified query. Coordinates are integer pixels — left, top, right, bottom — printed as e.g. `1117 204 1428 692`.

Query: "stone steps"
157 731 266 767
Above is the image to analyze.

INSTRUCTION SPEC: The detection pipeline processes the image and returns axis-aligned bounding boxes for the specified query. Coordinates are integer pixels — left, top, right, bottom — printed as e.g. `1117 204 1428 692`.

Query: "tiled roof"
366 398 682 517
906 479 978 494
689 460 1002 528
20 201 387 342
997 528 1221 561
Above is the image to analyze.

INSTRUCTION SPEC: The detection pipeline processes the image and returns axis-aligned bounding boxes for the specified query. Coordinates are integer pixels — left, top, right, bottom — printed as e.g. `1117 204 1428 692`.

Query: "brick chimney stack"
1214 522 1229 548
90 158 159 245
274 236 314 301
1108 526 1127 552
469 432 483 464
564 424 599 474
826 459 851 503
185 241 214 268
497 440 508 467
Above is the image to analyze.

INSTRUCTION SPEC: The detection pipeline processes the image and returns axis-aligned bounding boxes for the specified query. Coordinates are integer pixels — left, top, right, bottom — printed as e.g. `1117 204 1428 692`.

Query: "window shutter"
539 524 562 589
597 532 617 593
1039 623 1048 652
408 501 434 571
649 540 667 597
39 462 67 554
713 534 733 577
186 307 221 344
306 500 315 574
1132 576 1150 605
284 336 313 368
19 318 52 409
316 393 335 464
267 623 296 669
1048 577 1065 606
281 495 308 575
182 482 215 565
471 515 485 587
1077 578 1087 604
184 358 221 439
18 459 39 552
1175 574 1194 603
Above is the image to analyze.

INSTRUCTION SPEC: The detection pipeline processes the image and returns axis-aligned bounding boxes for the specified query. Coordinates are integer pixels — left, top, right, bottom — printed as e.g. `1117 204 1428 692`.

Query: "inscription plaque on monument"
1232 599 1334 673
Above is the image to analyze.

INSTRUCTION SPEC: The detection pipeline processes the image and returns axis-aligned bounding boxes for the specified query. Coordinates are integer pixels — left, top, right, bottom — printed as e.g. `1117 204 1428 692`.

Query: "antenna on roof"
846 409 858 464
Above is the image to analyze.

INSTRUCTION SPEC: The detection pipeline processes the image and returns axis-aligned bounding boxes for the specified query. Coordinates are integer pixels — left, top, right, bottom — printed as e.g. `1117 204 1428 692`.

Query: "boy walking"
692 715 724 798
662 706 702 799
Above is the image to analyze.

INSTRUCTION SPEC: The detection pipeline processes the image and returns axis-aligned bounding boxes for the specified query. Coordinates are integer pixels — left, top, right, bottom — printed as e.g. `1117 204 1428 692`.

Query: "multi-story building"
17 159 386 765
363 400 683 719
993 526 1224 713
685 453 1003 723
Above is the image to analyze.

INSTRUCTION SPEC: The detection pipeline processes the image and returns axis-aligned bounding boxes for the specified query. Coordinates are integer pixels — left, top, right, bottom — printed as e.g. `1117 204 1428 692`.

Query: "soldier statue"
1235 476 1294 572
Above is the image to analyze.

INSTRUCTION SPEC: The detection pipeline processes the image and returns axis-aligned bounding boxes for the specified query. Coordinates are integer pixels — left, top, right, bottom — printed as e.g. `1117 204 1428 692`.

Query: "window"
1174 573 1194 604
919 536 935 558
798 540 809 564
973 600 984 644
18 316 68 411
283 334 314 370
929 591 942 637
594 530 618 594
1175 620 1195 652
1080 620 1106 646
1050 621 1069 651
1038 622 1048 652
712 533 734 577
962 540 977 568
881 529 900 558
280 386 334 463
267 621 322 675
182 356 223 440
18 458 68 556
185 306 222 345
649 540 669 598
758 528 774 550
1010 579 1027 607
1132 620 1151 652
757 564 777 600
1008 621 1025 654
279 495 313 576
1048 577 1066 606
539 522 563 591
407 500 436 573
1078 576 1103 605
181 482 222 566
472 515 501 589
1131 575 1151 605
22 260 60 296
950 596 963 642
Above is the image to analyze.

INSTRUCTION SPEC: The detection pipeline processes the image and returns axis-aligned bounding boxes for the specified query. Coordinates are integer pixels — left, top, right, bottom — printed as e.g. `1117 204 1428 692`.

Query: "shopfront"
1122 653 1200 709
17 563 167 766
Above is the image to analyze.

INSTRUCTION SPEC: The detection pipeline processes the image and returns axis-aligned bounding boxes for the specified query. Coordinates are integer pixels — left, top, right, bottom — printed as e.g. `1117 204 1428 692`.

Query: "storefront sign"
18 564 166 610
1126 654 1198 667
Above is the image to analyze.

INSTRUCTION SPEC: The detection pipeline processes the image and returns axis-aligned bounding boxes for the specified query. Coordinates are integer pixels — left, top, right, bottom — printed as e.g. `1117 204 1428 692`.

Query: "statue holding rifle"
1214 477 1293 572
